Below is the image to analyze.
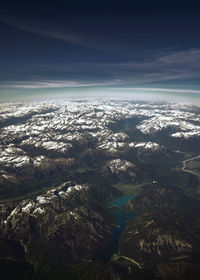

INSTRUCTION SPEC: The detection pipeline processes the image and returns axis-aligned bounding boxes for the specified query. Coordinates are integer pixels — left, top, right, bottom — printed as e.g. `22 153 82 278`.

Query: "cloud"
114 87 200 94
0 15 84 46
1 79 123 89
158 49 200 64
0 13 120 53
1 40 200 89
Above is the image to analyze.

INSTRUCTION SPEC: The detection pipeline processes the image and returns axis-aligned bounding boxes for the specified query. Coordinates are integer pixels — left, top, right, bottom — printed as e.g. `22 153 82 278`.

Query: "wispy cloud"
0 15 84 46
33 48 200 84
1 79 123 89
158 49 200 64
114 87 200 94
1 46 200 89
0 14 111 53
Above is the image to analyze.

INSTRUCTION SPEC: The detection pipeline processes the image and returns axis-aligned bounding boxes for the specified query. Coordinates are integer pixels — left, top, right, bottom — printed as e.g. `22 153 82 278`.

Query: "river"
182 154 200 177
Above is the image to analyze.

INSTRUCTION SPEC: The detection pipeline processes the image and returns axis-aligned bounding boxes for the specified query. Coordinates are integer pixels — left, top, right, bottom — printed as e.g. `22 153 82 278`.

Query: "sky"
1 0 200 101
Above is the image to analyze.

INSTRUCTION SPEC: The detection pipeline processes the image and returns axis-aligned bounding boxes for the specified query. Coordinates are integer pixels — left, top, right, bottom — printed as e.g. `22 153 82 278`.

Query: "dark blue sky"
1 0 200 99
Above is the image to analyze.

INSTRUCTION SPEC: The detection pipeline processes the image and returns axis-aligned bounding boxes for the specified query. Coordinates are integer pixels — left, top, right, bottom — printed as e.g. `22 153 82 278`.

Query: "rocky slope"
124 185 200 212
119 209 200 280
117 184 200 280
102 159 142 184
0 181 120 276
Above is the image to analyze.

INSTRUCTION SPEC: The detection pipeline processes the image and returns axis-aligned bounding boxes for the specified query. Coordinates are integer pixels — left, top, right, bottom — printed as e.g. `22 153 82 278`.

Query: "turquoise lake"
108 195 135 208
95 195 137 260
110 195 137 242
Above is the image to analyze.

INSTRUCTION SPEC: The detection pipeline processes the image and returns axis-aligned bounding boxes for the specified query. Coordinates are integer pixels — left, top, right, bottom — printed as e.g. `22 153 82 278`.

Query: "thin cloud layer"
1 48 200 90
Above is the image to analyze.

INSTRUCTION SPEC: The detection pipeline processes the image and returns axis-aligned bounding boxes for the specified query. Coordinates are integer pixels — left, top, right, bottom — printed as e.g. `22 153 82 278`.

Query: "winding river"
181 154 200 177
